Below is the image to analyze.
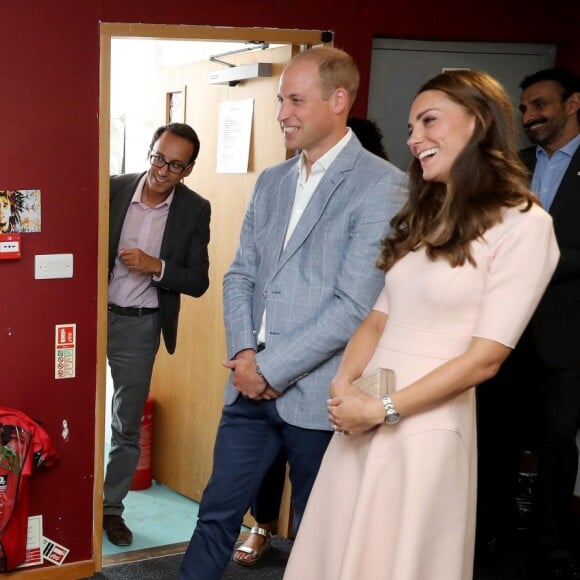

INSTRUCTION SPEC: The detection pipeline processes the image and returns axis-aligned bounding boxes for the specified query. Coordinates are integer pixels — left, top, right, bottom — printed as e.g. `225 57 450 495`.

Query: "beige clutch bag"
352 368 394 399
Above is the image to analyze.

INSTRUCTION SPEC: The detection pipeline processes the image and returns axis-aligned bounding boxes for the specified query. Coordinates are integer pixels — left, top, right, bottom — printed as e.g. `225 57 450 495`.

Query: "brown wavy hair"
378 70 536 272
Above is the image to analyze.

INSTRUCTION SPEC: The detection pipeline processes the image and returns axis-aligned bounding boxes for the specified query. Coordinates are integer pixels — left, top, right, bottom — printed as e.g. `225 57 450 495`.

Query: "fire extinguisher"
130 396 153 490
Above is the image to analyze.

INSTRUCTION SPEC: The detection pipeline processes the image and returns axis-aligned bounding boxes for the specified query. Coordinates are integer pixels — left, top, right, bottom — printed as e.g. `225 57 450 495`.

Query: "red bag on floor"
0 407 57 572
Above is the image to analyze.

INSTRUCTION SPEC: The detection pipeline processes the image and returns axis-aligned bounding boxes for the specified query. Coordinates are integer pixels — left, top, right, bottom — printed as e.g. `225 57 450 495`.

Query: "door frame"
97 23 328 567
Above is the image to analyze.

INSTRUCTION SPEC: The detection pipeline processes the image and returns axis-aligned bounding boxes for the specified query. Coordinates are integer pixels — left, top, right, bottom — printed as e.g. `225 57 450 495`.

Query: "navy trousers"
179 396 332 580
251 450 287 523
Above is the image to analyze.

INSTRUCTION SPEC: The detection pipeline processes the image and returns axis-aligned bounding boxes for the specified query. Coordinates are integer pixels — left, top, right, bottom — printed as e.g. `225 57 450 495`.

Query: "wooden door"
151 43 292 499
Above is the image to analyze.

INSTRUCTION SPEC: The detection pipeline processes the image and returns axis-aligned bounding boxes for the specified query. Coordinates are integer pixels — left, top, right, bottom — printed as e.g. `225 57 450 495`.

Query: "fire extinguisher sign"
55 324 76 379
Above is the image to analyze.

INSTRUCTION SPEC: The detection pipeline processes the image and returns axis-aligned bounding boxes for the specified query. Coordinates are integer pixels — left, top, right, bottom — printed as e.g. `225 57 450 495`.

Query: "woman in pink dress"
283 70 560 580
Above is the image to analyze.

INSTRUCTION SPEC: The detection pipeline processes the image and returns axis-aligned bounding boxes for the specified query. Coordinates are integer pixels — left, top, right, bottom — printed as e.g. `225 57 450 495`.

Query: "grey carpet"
88 535 292 580
85 521 580 580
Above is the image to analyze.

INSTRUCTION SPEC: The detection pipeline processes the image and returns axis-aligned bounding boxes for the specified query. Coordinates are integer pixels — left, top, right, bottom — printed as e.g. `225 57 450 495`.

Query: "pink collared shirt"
108 175 173 308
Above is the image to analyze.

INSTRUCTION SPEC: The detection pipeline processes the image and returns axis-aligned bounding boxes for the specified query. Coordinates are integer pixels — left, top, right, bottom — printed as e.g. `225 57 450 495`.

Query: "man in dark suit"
104 123 211 546
519 68 580 579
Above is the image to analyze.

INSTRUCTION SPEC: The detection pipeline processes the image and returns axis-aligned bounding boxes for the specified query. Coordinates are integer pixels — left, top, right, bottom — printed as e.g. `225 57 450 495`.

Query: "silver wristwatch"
381 396 400 425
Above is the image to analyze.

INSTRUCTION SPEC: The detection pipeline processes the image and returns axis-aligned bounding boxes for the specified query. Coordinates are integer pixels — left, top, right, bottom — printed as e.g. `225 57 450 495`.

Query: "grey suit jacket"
223 136 407 429
109 172 211 354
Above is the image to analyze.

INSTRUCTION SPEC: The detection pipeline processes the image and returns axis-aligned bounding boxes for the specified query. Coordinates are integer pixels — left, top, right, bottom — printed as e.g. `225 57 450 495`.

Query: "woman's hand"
328 392 384 435
329 374 358 399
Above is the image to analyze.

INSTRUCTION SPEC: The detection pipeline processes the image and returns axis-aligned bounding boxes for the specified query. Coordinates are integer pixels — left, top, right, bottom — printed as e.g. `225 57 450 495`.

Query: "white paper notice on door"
216 99 254 174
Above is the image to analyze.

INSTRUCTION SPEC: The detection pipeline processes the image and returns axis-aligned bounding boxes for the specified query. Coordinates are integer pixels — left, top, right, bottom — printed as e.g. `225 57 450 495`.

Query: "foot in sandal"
233 525 273 566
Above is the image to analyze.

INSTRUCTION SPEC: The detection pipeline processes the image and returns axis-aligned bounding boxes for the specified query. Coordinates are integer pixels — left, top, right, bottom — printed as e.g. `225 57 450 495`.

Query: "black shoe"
103 514 133 546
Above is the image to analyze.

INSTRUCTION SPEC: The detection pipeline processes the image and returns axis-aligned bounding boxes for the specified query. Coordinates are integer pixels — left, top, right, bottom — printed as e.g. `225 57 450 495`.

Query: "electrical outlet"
35 254 74 279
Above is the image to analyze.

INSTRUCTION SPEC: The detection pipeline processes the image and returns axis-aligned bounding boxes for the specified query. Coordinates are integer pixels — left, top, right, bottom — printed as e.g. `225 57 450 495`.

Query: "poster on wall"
0 189 41 233
216 99 254 174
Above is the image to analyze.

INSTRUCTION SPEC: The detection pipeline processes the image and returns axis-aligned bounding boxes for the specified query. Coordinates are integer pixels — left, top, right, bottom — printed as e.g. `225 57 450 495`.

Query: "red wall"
1 0 577 567
0 2 100 565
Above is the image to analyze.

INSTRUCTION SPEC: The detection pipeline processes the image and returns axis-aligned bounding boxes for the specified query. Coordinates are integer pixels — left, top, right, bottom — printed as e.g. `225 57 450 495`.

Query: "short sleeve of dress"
473 205 559 347
372 279 389 314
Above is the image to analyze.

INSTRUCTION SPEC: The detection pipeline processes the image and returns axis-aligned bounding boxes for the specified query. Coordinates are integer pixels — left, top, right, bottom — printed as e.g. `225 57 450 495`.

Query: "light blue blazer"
223 135 407 430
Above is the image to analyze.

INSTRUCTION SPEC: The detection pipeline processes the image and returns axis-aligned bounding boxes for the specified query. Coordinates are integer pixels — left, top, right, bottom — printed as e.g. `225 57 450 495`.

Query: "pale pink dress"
284 205 559 580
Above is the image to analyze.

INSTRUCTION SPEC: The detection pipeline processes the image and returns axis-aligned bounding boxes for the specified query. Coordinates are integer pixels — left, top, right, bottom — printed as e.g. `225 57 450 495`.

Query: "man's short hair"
149 123 201 165
519 67 580 101
290 47 359 108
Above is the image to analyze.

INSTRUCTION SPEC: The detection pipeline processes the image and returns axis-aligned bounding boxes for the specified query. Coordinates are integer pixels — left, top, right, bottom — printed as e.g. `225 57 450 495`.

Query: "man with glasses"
104 123 211 546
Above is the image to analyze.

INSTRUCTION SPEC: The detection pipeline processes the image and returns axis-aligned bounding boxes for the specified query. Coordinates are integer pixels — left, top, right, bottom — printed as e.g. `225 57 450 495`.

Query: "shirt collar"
536 133 580 160
131 174 175 207
298 128 353 178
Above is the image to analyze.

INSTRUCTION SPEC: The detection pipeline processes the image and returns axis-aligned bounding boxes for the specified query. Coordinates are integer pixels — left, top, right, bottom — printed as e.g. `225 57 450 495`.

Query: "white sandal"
233 526 272 567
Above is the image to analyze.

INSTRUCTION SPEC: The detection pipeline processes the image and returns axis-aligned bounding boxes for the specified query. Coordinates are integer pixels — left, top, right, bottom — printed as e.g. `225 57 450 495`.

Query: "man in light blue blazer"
179 47 407 580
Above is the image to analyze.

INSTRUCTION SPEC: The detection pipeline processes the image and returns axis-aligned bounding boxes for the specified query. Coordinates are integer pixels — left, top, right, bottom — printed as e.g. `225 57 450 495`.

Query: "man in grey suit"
179 47 406 580
105 123 210 546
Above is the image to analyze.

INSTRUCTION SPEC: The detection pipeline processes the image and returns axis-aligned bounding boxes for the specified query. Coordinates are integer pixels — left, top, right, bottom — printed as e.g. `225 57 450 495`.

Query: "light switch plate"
35 254 74 279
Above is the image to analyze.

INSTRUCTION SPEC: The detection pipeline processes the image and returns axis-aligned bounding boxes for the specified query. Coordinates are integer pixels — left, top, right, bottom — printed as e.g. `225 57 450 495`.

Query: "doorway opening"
98 23 328 562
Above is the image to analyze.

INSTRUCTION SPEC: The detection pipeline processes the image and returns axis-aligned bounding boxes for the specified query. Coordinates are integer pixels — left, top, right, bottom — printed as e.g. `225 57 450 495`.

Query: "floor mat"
88 536 292 580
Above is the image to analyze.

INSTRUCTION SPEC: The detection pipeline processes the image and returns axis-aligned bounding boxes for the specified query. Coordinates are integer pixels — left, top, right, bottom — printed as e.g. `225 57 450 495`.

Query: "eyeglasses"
149 154 190 175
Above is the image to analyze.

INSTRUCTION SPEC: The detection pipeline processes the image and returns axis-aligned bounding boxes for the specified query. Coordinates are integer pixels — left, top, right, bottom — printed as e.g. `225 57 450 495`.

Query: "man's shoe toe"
103 515 133 546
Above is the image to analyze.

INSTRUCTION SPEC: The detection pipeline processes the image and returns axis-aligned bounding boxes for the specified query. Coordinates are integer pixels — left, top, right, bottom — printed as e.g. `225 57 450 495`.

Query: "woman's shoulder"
501 202 553 229
482 202 554 248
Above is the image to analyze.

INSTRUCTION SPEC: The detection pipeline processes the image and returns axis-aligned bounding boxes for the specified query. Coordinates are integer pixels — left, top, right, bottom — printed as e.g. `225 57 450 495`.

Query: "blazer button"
263 291 268 299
